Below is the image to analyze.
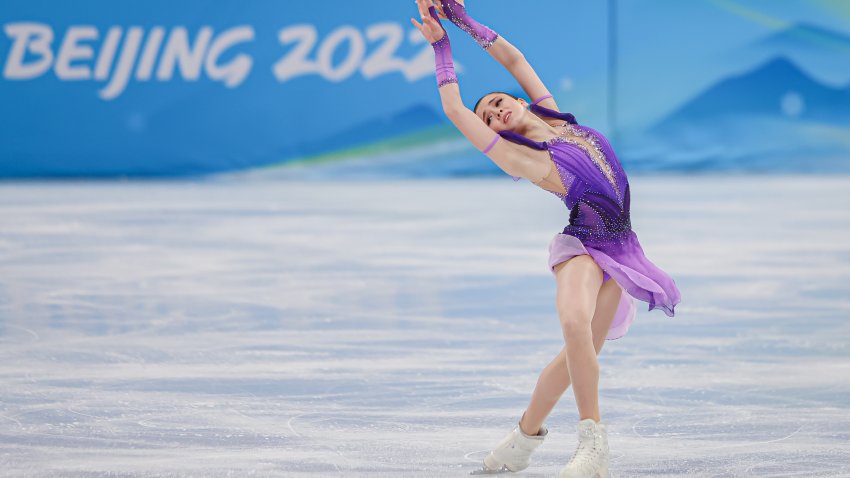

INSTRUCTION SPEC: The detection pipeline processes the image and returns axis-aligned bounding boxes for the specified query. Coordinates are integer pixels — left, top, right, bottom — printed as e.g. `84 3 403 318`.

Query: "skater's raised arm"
433 0 561 116
411 2 540 181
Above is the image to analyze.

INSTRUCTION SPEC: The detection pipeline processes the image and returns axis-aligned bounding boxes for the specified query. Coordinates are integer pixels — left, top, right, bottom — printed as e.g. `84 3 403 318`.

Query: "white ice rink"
1 175 849 477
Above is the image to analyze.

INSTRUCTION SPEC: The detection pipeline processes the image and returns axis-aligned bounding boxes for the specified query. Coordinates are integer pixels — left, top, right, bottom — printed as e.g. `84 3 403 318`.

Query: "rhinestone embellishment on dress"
547 123 621 201
443 8 498 49
437 77 458 87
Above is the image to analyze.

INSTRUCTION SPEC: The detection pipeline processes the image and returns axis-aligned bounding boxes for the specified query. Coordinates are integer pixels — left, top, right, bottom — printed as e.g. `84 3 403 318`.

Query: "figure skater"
411 1 682 476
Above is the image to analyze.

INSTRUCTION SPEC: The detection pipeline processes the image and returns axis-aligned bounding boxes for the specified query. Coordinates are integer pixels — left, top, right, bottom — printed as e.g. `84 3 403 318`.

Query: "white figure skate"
559 418 609 478
471 414 548 475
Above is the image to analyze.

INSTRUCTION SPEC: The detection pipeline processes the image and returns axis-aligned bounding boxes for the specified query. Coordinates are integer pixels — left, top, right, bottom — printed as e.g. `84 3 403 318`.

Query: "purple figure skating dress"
500 104 681 340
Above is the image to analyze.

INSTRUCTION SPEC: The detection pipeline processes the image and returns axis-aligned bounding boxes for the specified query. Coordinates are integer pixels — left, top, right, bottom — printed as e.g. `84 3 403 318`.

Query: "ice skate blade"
470 464 511 475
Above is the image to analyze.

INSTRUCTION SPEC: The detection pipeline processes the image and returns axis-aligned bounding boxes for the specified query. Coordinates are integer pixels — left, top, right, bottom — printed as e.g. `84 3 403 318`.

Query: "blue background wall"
1 0 848 178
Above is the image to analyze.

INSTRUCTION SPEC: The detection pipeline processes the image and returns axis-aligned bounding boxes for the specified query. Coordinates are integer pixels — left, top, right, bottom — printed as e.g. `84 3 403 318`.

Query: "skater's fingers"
429 0 448 19
415 0 430 18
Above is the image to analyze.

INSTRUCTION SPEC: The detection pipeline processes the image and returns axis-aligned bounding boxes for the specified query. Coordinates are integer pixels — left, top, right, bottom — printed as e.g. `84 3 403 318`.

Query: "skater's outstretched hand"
430 0 498 51
410 0 447 44
428 0 464 20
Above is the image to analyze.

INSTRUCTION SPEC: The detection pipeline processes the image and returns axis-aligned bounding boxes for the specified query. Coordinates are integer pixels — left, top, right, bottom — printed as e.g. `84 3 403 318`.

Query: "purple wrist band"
482 135 500 154
429 7 457 88
532 94 553 105
440 0 498 50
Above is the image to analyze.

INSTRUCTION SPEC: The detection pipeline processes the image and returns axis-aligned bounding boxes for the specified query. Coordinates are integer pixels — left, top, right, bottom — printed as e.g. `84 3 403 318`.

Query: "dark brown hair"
473 91 520 118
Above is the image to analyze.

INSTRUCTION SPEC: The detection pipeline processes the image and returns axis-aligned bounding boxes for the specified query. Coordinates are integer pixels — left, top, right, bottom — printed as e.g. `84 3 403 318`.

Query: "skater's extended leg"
519 346 569 435
519 276 622 435
555 255 604 422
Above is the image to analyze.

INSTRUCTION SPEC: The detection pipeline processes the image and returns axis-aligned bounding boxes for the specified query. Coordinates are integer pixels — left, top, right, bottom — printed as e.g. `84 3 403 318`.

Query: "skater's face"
474 93 528 133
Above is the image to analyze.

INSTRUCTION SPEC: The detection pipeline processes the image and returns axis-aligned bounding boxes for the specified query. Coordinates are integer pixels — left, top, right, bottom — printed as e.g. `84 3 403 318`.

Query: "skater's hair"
473 91 521 115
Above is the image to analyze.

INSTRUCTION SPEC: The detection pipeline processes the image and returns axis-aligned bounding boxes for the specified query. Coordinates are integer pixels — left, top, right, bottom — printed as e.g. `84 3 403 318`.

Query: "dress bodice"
500 104 633 246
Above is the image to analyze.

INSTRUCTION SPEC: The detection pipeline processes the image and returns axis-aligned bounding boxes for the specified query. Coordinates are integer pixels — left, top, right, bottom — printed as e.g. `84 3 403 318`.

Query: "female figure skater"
411 1 681 476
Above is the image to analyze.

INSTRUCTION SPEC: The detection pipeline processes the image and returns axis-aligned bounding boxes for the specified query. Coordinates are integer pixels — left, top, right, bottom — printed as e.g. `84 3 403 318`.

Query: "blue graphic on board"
625 55 850 172
618 14 850 173
0 0 848 178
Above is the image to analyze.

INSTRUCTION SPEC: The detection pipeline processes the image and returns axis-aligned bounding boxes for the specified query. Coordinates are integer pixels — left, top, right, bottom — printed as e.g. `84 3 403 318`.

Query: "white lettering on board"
3 23 54 79
157 27 213 81
205 26 254 88
54 26 98 80
99 27 143 100
2 22 449 99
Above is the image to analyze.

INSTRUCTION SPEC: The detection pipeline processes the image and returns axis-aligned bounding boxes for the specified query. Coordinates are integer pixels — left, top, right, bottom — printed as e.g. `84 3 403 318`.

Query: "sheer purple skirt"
548 231 679 340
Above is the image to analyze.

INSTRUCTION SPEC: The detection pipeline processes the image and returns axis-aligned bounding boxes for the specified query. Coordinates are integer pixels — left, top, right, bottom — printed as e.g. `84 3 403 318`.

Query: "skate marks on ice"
0 177 849 476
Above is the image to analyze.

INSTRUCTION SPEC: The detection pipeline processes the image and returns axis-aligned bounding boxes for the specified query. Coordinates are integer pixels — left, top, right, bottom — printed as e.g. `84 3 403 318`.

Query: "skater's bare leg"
519 347 570 435
519 277 622 435
557 255 605 422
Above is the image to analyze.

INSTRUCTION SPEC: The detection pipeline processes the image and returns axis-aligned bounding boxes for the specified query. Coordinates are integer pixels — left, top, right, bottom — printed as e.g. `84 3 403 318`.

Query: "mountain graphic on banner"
650 56 850 134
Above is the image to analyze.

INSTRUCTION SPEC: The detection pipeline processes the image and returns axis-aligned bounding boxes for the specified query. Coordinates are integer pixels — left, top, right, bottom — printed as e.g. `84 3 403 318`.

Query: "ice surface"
1 176 849 477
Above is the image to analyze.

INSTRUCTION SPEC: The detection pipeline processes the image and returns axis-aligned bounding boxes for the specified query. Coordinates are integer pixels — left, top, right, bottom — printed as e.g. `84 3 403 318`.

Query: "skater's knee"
560 312 593 344
557 295 593 319
558 304 592 332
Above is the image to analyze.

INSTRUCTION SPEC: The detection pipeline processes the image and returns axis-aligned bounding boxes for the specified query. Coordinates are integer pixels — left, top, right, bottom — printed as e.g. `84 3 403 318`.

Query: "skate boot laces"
559 419 609 478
